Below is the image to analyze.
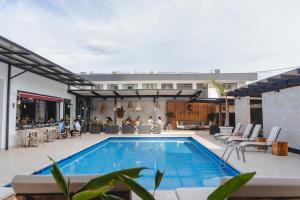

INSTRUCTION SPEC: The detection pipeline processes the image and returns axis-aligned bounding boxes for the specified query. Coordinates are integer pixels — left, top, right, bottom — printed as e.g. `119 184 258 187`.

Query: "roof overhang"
68 89 202 99
0 35 94 86
228 67 300 97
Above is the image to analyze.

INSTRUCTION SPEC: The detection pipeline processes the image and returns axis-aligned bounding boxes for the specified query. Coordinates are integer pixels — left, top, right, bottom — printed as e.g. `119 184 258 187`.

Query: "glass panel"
123 84 138 90
196 83 208 97
161 83 173 89
35 100 46 123
222 83 237 90
93 84 103 90
177 83 193 89
107 84 118 90
142 83 158 89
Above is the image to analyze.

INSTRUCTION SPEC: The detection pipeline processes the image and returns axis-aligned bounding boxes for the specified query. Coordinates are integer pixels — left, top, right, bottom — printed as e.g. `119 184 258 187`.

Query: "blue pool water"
35 137 239 189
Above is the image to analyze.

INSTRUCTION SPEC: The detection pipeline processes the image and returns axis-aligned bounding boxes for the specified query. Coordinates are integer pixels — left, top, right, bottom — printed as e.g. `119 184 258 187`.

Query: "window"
177 83 193 89
161 83 173 89
93 84 103 90
123 84 138 90
142 83 158 89
222 83 237 90
107 84 118 90
196 83 208 97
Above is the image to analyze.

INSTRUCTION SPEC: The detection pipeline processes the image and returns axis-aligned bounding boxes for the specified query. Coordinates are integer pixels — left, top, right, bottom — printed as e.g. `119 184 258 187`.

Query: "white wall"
0 63 77 149
234 97 251 130
0 63 8 149
262 86 300 150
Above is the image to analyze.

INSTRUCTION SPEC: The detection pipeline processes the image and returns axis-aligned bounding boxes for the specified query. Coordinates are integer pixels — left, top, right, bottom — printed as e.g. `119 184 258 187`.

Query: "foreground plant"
207 172 256 200
48 157 164 200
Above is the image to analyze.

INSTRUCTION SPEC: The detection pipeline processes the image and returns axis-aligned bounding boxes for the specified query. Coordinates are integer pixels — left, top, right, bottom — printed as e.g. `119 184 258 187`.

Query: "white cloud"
0 0 300 74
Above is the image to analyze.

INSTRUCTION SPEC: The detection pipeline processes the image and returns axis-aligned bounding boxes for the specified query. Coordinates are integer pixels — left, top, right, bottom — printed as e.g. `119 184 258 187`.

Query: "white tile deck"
1 131 300 199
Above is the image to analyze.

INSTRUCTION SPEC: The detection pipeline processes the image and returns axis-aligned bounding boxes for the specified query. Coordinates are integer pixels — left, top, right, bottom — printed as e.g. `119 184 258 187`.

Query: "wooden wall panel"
166 100 215 129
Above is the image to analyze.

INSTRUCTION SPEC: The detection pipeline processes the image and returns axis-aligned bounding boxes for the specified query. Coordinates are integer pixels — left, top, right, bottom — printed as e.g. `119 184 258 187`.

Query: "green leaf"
120 175 155 200
73 185 112 200
48 156 69 199
100 194 124 200
154 170 164 190
81 167 147 191
208 172 256 200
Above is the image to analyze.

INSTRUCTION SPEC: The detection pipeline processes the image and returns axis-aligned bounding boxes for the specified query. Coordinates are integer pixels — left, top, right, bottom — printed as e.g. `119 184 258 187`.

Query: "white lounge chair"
239 126 281 162
220 123 253 143
176 121 185 130
214 123 242 140
227 124 261 144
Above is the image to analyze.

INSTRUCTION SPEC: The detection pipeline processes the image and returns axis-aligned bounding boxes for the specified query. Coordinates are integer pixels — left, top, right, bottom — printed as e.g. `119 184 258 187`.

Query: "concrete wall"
262 86 300 150
0 62 76 149
234 97 251 130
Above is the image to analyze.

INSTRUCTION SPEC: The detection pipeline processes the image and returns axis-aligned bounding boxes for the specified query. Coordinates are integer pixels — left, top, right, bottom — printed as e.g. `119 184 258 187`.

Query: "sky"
0 0 300 77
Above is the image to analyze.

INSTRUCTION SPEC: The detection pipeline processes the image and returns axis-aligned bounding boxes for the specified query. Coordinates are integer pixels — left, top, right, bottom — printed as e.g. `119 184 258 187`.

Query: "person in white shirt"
156 116 164 128
147 116 153 124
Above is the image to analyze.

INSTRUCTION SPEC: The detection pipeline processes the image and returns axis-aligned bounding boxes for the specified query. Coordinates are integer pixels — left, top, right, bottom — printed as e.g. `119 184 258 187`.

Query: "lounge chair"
137 124 152 134
11 175 130 200
176 121 185 130
175 177 300 200
214 123 242 140
220 123 253 143
238 126 281 162
226 124 262 144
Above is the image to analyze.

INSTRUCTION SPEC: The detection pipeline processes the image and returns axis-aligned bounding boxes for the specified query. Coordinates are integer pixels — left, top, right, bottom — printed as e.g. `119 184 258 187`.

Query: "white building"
0 36 93 150
72 71 257 126
231 68 300 152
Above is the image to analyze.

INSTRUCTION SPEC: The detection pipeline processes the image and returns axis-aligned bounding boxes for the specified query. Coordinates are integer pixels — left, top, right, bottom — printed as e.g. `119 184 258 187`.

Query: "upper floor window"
161 83 173 89
107 84 119 90
123 84 138 90
93 84 103 90
222 83 237 91
177 83 193 90
196 83 208 97
142 83 158 89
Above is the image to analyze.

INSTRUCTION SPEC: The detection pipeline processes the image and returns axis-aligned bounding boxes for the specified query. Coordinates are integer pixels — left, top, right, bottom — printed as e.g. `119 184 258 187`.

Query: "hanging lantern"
155 99 160 108
128 101 134 109
135 102 142 111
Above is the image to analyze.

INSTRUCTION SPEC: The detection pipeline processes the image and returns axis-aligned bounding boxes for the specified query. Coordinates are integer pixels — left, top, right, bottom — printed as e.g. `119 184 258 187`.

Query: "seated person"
134 116 142 126
156 116 164 128
58 119 66 138
74 120 81 135
147 116 153 124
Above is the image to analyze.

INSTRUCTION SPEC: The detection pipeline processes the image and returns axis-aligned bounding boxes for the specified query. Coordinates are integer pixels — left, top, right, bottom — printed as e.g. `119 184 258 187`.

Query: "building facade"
76 71 257 127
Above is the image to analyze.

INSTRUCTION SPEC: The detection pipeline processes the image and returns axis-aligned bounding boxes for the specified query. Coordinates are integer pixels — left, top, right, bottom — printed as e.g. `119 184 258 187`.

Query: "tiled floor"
1 131 300 199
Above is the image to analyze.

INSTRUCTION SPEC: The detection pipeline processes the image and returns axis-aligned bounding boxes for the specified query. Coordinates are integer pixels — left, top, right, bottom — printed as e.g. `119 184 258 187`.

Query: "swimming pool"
35 137 239 190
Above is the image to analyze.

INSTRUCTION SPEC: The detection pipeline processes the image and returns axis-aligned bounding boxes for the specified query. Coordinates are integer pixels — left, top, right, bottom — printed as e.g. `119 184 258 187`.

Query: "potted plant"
49 157 164 200
207 112 217 125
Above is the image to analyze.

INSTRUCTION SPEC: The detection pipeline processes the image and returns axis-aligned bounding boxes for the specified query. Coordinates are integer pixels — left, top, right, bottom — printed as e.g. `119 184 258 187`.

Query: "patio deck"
1 131 300 199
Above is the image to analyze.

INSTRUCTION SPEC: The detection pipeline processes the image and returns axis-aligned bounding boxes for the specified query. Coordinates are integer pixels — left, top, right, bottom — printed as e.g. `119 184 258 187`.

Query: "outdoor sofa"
104 125 119 134
137 124 152 134
121 124 135 134
176 120 205 130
